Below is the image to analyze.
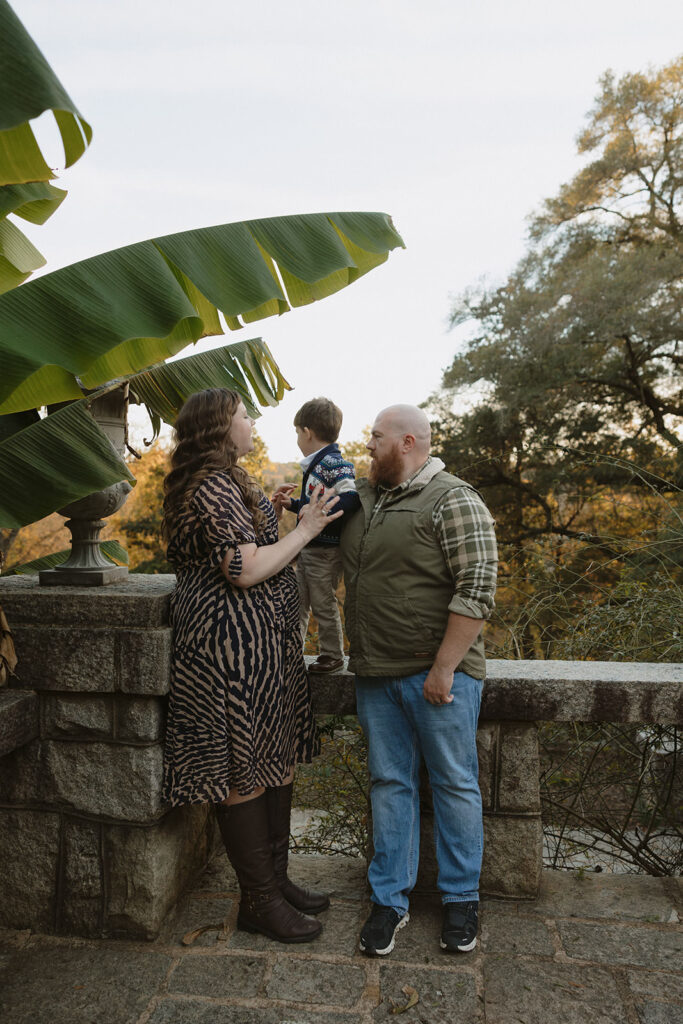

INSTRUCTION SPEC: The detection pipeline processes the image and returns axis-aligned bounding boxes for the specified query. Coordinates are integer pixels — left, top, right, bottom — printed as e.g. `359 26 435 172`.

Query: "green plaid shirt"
374 457 497 620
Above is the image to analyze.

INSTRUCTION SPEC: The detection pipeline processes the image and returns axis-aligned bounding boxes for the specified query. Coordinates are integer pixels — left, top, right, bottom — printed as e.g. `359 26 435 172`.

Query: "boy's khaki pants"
296 546 344 660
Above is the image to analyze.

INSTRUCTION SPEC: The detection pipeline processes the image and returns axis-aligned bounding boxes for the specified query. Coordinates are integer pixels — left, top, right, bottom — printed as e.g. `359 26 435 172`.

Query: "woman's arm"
222 486 342 588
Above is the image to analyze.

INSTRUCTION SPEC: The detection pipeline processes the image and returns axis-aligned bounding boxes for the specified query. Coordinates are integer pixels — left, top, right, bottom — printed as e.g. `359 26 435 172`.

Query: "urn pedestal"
39 387 132 587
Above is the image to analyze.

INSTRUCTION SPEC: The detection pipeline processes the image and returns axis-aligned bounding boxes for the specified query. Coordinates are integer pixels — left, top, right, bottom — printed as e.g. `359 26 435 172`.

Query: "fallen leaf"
390 985 419 1014
181 923 223 946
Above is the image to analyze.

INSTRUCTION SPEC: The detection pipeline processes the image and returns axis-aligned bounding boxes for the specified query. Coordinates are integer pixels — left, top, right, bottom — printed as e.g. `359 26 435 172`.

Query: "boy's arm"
332 490 361 514
314 455 361 519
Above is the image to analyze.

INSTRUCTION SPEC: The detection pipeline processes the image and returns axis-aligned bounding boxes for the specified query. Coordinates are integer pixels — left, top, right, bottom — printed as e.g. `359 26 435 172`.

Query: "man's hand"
423 664 455 705
422 613 484 705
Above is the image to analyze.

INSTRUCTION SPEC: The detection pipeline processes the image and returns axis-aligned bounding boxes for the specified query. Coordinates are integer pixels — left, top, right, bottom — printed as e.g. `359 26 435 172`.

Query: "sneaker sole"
359 912 409 956
439 935 477 953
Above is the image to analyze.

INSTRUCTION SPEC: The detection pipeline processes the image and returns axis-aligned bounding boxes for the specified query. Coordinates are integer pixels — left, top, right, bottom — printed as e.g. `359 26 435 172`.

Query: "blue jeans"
356 670 483 916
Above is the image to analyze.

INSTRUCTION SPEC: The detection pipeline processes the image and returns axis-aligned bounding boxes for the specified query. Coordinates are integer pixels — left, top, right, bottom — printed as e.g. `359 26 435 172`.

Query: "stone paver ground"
1 855 681 1024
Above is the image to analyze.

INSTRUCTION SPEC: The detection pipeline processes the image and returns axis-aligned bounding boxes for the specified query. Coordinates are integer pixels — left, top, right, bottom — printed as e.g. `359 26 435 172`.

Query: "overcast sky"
18 0 682 461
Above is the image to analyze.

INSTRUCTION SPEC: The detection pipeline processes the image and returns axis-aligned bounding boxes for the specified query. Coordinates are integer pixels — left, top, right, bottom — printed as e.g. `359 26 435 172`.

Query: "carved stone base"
39 565 129 587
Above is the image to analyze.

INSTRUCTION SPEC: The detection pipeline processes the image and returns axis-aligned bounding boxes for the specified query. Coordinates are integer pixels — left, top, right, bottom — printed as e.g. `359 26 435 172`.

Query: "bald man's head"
367 404 432 487
375 405 431 451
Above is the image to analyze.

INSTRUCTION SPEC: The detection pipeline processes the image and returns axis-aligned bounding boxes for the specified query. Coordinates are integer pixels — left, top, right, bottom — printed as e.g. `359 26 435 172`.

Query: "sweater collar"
299 442 339 473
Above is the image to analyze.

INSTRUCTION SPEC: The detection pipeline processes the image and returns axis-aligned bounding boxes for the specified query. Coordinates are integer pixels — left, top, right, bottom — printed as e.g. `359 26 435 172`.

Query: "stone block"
115 696 165 741
484 956 626 1024
9 625 116 692
309 663 357 716
484 659 683 724
266 957 367 1006
116 629 172 695
530 871 678 923
480 909 554 954
162 894 235 947
0 689 38 757
0 946 173 1024
0 740 165 822
481 815 543 898
0 808 60 931
59 818 103 936
627 969 683 1003
497 722 541 812
558 920 683 970
0 740 44 805
42 740 165 822
105 804 211 939
42 694 113 739
0 574 174 628
477 721 497 810
375 964 478 1022
168 953 265 998
149 1004 362 1024
636 1002 683 1024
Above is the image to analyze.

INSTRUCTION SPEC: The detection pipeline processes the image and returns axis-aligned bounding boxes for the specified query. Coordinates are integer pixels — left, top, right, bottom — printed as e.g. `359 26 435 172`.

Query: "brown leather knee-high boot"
216 794 322 943
265 782 331 914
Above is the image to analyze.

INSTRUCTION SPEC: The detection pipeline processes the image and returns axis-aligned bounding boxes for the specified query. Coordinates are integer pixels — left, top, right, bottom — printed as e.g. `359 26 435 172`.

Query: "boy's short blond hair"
294 397 343 443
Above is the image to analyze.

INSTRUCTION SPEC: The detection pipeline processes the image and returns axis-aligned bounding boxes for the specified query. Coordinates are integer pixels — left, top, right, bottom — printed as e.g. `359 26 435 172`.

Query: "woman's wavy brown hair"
162 388 265 542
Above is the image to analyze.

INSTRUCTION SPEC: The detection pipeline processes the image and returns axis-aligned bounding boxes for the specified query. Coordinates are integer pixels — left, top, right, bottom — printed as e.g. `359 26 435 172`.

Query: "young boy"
272 397 360 673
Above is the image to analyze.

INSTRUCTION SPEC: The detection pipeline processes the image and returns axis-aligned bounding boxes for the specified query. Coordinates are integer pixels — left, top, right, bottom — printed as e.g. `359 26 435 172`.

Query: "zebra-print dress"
162 471 319 805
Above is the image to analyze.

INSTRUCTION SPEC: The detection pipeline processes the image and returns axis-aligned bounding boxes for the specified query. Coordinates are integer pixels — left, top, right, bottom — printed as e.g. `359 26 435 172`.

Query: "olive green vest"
340 470 487 680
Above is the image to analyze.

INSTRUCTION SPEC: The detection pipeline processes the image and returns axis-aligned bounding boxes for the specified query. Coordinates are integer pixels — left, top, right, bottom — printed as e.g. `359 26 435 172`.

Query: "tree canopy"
431 56 682 660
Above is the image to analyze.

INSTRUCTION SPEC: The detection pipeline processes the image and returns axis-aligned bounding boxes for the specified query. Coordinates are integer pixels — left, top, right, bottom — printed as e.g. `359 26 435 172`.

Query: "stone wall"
1 574 680 939
0 575 212 939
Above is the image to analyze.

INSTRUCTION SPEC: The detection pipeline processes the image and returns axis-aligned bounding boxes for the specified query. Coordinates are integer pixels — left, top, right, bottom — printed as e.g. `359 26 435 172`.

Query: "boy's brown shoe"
310 655 345 673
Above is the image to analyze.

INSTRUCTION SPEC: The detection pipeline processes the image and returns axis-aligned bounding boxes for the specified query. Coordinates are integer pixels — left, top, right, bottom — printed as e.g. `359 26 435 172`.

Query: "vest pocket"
370 595 441 660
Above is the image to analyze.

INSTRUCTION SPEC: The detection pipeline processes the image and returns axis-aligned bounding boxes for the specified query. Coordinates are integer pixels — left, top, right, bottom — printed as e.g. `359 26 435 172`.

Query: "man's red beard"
368 443 404 488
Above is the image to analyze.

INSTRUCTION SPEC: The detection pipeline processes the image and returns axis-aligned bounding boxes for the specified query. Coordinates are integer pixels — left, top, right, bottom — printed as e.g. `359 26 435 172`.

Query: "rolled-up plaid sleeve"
433 487 498 620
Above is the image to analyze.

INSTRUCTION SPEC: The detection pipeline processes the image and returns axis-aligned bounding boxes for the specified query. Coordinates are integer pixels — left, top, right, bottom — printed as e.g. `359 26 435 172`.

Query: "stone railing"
0 574 680 941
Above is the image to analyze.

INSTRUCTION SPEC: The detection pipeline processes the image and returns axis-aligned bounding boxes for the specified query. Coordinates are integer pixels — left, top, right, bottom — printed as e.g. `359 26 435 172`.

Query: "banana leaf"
0 216 46 292
0 181 68 225
0 211 405 415
0 0 92 185
2 540 129 576
128 337 291 438
0 181 69 290
0 400 135 529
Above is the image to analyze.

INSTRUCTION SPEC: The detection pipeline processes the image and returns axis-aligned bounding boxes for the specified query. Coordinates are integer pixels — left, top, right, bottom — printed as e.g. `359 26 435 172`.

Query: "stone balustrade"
0 573 680 941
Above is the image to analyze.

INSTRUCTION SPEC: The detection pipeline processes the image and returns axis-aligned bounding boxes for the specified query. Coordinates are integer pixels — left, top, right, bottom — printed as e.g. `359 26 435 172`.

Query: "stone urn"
39 386 132 586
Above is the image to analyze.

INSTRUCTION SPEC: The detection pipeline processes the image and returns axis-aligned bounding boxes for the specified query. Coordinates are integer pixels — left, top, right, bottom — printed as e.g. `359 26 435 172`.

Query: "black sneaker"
440 901 478 952
359 904 409 956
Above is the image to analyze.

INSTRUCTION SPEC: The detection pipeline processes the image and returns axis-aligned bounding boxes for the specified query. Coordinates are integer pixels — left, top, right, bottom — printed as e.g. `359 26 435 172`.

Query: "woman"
161 388 342 944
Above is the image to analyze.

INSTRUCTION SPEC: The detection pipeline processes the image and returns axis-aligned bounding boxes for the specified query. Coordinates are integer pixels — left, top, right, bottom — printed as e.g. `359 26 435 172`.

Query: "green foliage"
0 213 404 417
292 717 368 857
0 0 405 535
431 56 683 665
0 0 91 289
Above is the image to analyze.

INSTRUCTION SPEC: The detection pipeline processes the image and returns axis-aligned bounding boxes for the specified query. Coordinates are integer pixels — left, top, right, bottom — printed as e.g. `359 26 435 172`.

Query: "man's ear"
303 427 312 441
402 433 417 452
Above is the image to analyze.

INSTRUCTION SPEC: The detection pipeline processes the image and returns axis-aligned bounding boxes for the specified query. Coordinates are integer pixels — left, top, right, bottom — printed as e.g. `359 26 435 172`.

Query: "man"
340 404 497 956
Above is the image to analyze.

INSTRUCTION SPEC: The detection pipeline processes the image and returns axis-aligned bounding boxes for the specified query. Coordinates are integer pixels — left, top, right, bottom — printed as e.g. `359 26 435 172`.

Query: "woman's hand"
297 485 343 540
224 486 342 589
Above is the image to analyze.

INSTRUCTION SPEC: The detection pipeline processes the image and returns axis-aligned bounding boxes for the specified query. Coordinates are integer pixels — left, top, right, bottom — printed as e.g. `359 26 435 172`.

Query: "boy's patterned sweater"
289 443 360 547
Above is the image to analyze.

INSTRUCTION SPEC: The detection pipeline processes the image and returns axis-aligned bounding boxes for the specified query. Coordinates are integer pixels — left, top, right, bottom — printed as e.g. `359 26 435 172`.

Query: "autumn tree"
431 56 683 659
